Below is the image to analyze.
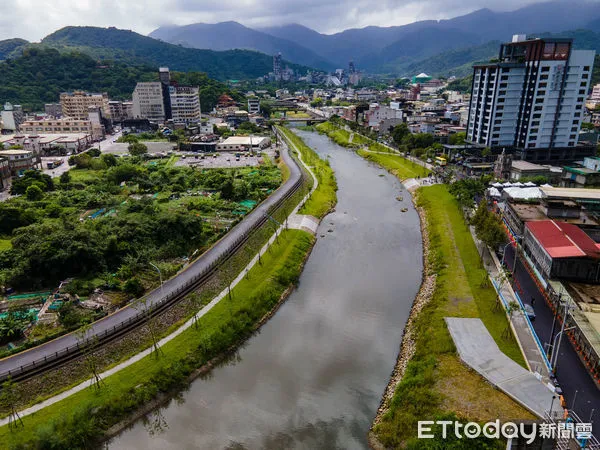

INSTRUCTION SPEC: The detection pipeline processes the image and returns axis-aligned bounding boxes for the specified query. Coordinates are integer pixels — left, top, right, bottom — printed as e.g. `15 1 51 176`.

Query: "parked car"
523 303 536 321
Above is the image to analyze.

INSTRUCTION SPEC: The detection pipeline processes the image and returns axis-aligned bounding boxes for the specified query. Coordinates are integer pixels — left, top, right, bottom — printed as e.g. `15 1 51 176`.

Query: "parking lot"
174 151 271 168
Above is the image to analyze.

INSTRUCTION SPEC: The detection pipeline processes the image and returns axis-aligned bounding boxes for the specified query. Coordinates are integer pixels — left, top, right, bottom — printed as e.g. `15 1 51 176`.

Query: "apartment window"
496 105 504 110
533 113 541 119
578 97 585 102
583 74 589 79
574 112 581 117
492 134 500 138
530 128 539 134
568 141 575 146
527 143 536 148
539 82 547 88
498 98 505 103
491 141 499 146
502 68 510 73
494 119 502 125
535 98 544 104
501 75 509 81
532 121 540 126
493 126 501 131
571 127 578 132
576 105 582 110
581 82 587 87
537 90 546 96
528 135 537 141
534 106 543 111
540 75 549 80
570 134 577 139
499 83 508 88
499 90 506 96
541 66 550 72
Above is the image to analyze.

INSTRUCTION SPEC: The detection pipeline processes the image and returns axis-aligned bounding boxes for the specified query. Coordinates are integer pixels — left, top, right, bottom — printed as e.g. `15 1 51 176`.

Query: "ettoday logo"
418 420 593 444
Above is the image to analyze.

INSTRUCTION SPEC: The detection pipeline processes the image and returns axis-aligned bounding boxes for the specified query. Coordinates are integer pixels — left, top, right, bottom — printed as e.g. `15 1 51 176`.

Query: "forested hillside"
0 47 243 111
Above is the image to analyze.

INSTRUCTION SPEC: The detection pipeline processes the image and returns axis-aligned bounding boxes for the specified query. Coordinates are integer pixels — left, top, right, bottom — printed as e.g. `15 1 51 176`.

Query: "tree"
449 132 466 145
76 324 104 390
482 147 492 158
101 153 117 167
59 171 71 185
503 301 520 339
25 184 43 201
310 97 324 107
391 123 409 146
0 377 23 430
128 142 148 157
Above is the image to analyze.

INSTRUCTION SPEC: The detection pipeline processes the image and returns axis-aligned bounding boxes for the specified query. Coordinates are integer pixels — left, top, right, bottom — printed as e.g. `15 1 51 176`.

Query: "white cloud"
0 0 584 41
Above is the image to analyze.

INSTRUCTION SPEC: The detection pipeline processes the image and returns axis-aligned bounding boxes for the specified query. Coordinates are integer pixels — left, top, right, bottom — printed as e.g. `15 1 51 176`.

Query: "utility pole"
150 262 163 297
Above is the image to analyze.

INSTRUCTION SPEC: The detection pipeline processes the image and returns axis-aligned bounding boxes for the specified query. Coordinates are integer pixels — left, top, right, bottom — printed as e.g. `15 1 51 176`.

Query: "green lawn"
373 184 533 447
67 169 103 183
0 229 315 448
277 126 338 219
357 150 430 180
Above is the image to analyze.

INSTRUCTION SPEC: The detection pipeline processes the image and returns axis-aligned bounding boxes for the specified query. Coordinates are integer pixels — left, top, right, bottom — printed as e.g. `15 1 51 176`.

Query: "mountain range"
151 1 600 75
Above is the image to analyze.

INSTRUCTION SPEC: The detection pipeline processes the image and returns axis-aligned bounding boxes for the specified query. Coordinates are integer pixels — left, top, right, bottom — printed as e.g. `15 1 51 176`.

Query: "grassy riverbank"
277 126 337 219
0 229 315 449
369 184 534 446
315 121 429 181
358 151 429 181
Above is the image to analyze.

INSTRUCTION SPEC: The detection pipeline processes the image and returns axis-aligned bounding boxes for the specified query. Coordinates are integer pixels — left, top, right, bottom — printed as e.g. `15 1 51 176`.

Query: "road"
0 143 303 377
504 245 600 421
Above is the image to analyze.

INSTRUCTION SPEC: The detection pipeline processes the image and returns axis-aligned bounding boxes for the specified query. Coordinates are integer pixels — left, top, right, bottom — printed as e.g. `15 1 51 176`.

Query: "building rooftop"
526 220 600 259
540 186 600 201
0 149 32 156
512 160 548 171
220 136 269 146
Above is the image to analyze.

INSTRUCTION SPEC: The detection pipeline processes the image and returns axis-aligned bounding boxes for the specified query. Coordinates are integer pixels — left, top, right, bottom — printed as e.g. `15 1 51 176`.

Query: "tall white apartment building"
467 35 595 162
169 85 201 125
132 82 166 122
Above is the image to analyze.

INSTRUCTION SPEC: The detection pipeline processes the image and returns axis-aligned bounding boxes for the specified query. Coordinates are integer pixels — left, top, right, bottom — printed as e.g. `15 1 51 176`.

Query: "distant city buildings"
467 35 595 162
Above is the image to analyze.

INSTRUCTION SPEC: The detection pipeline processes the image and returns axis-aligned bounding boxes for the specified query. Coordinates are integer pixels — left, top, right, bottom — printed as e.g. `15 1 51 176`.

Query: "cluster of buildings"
258 53 363 86
491 182 600 384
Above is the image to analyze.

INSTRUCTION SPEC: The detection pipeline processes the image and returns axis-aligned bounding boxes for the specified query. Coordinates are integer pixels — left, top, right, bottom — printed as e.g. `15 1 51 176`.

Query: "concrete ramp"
445 317 562 419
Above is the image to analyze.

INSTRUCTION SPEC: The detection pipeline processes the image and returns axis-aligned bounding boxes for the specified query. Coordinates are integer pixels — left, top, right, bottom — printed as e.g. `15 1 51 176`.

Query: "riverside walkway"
446 317 562 419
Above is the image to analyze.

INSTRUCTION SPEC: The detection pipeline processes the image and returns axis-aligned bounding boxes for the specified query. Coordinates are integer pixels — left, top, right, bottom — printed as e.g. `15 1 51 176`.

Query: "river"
109 130 423 449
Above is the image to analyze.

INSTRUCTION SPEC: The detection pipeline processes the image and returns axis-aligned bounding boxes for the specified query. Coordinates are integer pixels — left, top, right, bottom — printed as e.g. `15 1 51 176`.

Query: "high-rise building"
467 35 595 162
169 85 201 125
132 68 200 124
273 53 282 81
132 82 166 122
60 91 111 120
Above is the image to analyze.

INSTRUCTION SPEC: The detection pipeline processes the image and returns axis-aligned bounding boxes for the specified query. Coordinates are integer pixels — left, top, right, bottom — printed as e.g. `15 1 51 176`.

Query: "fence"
0 147 306 382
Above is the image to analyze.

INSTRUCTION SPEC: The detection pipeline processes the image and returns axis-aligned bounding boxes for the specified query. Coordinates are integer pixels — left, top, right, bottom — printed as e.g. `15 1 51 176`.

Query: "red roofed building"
523 220 600 282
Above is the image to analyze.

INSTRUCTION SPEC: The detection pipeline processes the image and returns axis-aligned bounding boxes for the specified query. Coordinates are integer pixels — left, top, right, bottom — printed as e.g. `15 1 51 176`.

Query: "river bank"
0 132 336 449
368 191 437 448
308 126 532 447
109 128 423 449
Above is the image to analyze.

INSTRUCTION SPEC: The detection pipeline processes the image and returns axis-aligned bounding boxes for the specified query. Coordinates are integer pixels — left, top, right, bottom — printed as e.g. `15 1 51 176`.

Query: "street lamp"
149 262 163 297
550 325 576 374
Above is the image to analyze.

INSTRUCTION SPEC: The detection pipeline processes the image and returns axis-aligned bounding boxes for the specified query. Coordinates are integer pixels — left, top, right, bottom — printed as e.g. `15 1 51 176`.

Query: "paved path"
470 229 552 382
287 214 319 234
0 141 304 377
446 317 563 419
0 128 320 426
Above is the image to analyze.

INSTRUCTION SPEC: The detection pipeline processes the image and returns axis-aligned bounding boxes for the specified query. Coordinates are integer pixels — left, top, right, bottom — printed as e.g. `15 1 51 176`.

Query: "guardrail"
0 148 306 382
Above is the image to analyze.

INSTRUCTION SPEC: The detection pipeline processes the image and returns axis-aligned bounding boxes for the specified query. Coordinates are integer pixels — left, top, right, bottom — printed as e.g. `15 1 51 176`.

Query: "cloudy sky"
0 0 570 41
